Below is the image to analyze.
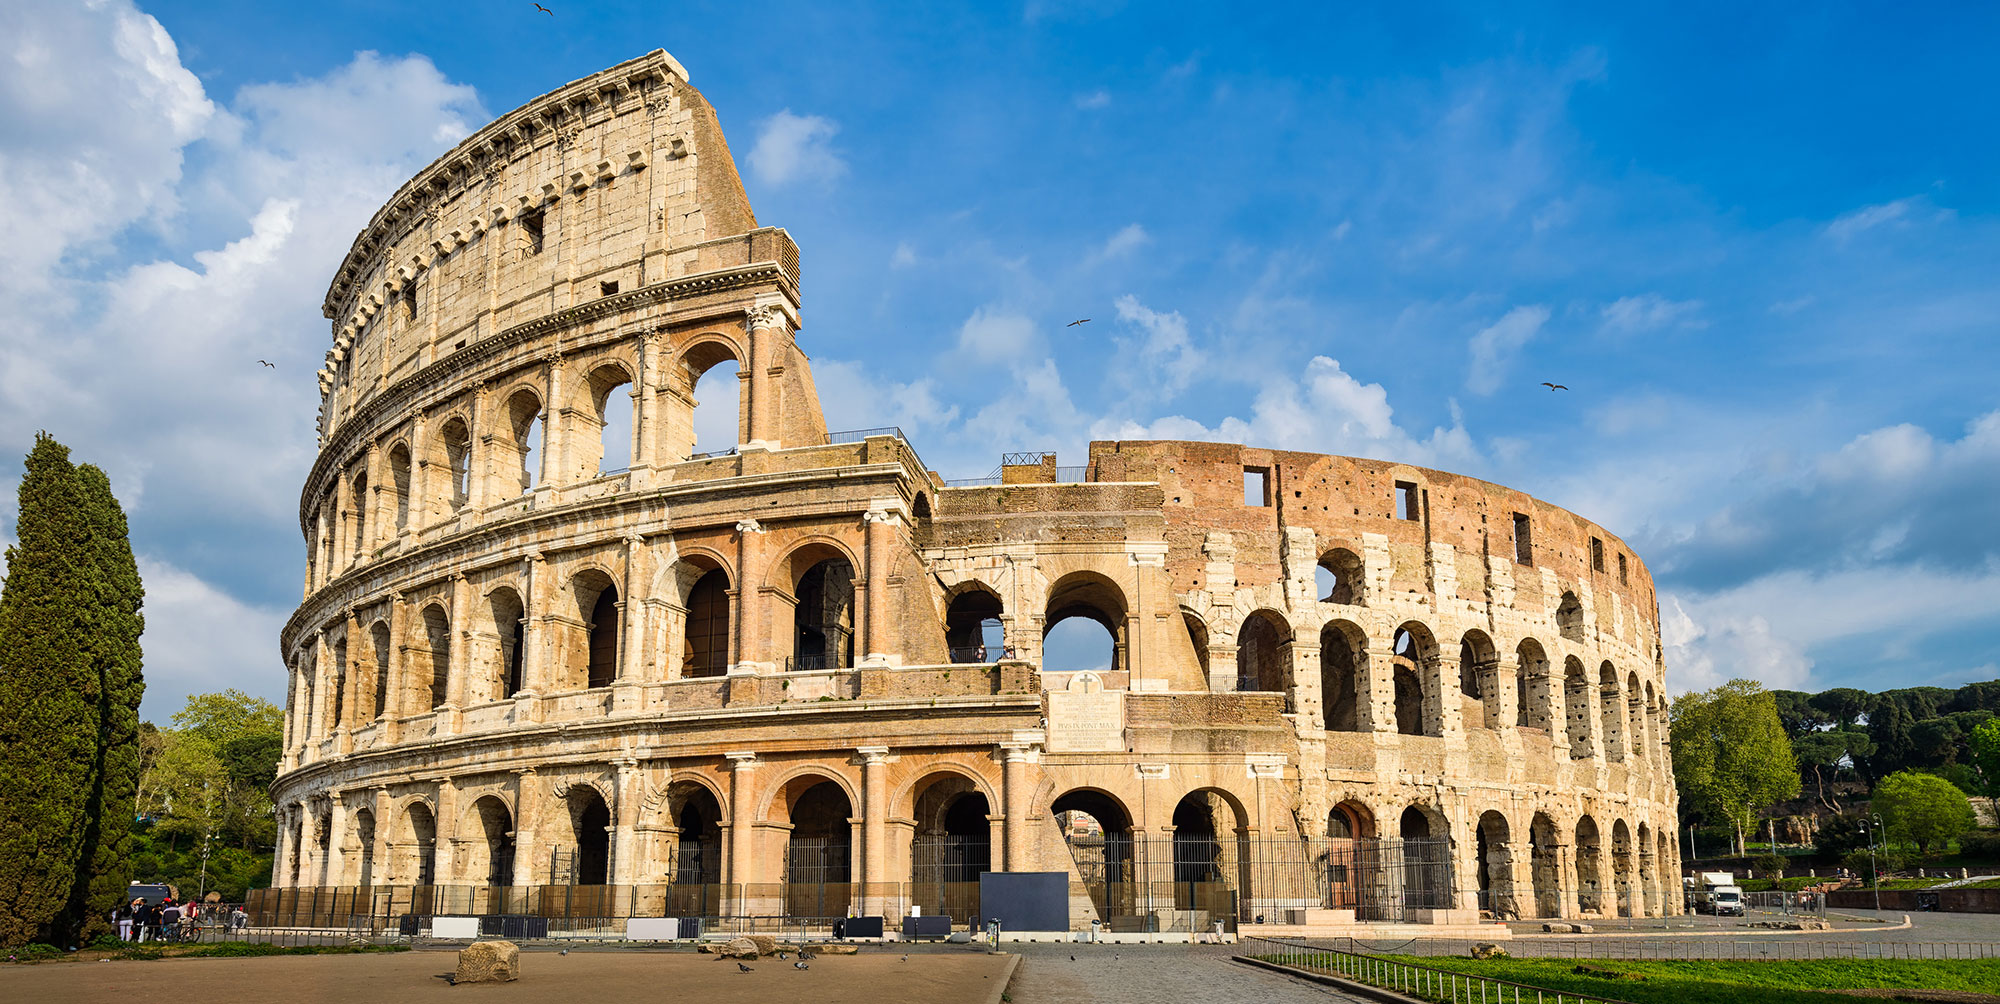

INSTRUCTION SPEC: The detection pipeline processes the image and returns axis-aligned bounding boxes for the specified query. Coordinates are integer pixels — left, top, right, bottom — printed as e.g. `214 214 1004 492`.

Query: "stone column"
1360 644 1397 733
724 753 758 915
633 331 661 486
511 768 539 888
296 806 318 888
370 787 392 889
312 630 334 743
611 759 642 887
433 778 459 885
384 593 408 740
732 520 765 671
519 554 548 720
745 305 784 449
275 806 298 888
325 792 348 887
859 747 890 913
1493 653 1519 730
542 359 565 489
1000 743 1032 871
615 534 646 711
364 441 385 557
440 574 468 734
343 610 365 733
408 412 431 530
465 381 490 511
861 509 898 665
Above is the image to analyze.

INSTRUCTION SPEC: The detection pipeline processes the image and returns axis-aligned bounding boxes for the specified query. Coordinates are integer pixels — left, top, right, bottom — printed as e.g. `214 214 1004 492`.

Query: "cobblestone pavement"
1005 943 1371 1004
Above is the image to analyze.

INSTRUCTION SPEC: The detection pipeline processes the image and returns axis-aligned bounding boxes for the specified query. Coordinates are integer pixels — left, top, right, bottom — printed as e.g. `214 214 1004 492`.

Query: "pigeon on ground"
777 952 789 960
737 962 753 972
794 961 810 970
901 954 909 962
558 948 569 956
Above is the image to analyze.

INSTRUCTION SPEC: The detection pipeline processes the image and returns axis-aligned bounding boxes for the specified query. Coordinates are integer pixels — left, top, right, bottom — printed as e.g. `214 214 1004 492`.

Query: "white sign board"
1047 672 1124 752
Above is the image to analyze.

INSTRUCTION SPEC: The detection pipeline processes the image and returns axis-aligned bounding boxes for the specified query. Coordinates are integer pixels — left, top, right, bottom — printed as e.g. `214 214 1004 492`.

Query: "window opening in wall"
1618 553 1628 584
599 280 619 297
441 419 471 511
945 589 1005 663
1512 512 1533 564
683 569 730 677
1557 591 1584 642
1317 547 1364 605
423 605 451 709
689 357 740 457
371 623 391 721
1243 466 1269 507
584 580 620 689
1590 537 1605 573
398 283 416 324
389 445 411 529
1394 481 1420 521
349 474 369 559
518 208 545 255
330 639 347 728
596 373 634 475
792 559 855 671
1237 611 1288 693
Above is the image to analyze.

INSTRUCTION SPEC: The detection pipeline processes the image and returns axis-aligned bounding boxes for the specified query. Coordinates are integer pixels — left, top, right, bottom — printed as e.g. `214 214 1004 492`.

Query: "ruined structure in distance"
271 49 1679 934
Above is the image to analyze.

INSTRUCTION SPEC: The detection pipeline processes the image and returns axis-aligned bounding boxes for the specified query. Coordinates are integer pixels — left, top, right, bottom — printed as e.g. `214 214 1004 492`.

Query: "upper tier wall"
1088 440 1660 647
313 49 767 441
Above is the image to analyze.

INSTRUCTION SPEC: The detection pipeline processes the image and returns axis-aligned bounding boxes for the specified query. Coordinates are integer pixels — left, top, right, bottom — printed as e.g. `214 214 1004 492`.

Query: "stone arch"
352 806 378 887
1557 591 1585 642
368 620 392 721
944 582 1006 663
462 794 516 886
895 763 1001 822
1475 809 1516 919
499 385 544 496
1529 811 1562 918
1397 804 1453 911
348 469 369 561
656 777 725 891
1574 814 1604 914
1515 638 1553 733
329 634 348 729
436 415 472 511
1598 662 1625 761
1324 800 1376 915
1391 623 1439 736
1043 570 1129 673
558 567 620 690
909 769 995 920
392 799 437 886
1181 606 1211 681
1317 546 1365 605
1563 656 1594 758
770 538 857 672
1655 827 1674 917
911 492 932 524
760 766 861 823
676 556 732 679
1170 787 1250 915
1458 628 1502 729
483 585 527 701
1052 787 1137 925
783 775 855 917
1637 821 1658 916
387 441 412 530
675 335 743 461
1237 608 1293 696
583 361 637 478
1645 681 1662 765
1611 818 1635 917
561 784 612 885
1626 670 1647 767
1319 620 1366 732
419 603 450 712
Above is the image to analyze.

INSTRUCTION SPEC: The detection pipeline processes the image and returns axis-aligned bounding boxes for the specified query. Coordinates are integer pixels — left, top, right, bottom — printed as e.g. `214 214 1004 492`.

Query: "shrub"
6 944 65 962
1753 853 1787 878
1956 831 2000 860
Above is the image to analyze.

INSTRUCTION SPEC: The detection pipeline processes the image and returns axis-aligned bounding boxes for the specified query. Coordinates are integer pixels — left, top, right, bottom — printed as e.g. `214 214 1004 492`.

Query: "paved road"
1005 943 1371 1004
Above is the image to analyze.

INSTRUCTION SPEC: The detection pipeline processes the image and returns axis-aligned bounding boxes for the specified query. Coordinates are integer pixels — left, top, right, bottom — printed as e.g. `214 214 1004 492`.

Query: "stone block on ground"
719 937 760 959
1470 943 1507 959
746 934 778 956
453 940 520 984
812 943 859 954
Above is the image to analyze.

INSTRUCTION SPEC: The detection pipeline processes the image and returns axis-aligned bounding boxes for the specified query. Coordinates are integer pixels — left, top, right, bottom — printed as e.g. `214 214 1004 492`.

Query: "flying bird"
534 3 553 13
1541 382 1568 391
1066 318 1091 327
737 962 753 972
259 360 275 368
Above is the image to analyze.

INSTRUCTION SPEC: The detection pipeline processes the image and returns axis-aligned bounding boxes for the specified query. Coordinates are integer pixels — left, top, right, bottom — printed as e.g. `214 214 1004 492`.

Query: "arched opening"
585 581 620 689
370 622 391 721
1611 819 1634 917
1563 657 1594 758
1237 610 1291 695
563 787 612 886
1656 829 1674 918
685 346 741 458
1324 802 1376 914
1637 821 1657 916
504 389 543 496
422 605 451 710
1574 816 1603 914
1627 672 1647 766
1645 682 1662 766
791 557 855 671
314 808 332 884
1319 622 1364 732
682 567 731 678
1598 662 1625 761
487 587 526 701
1557 591 1584 642
1053 788 1135 928
439 417 471 511
330 637 348 729
1316 547 1364 605
1459 630 1500 729
1043 572 1126 674
388 444 411 530
349 473 369 560
591 365 634 476
1476 810 1514 918
666 782 723 915
911 493 932 524
354 807 377 887
1391 625 1436 736
785 779 854 918
1530 812 1561 918
1516 639 1552 732
1171 790 1247 920
944 587 1005 663
1182 609 1210 680
911 773 992 922
469 796 515 887
1398 806 1452 912
396 802 437 887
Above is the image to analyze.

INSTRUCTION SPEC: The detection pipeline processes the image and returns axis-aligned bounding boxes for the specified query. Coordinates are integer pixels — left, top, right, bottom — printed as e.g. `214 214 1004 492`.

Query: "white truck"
1684 871 1746 916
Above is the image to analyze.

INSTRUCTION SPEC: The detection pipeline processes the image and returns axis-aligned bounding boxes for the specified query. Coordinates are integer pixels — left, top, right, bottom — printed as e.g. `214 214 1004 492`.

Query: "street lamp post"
1859 814 1884 913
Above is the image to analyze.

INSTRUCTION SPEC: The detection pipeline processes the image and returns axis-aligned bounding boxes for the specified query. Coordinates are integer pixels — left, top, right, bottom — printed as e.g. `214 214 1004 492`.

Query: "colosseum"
266 49 1680 938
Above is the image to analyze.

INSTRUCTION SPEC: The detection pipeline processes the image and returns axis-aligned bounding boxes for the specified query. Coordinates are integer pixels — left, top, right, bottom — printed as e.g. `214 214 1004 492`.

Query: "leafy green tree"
1770 689 1830 738
1809 688 1872 730
171 691 283 854
1795 727 1875 811
0 435 100 946
61 464 145 942
1872 769 1976 855
1867 696 1916 780
1670 679 1803 855
1968 718 2000 815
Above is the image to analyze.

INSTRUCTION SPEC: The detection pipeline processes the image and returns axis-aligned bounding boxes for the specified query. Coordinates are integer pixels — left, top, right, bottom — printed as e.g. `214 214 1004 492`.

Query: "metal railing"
1244 935 1632 1004
943 477 1002 487
824 427 906 445
1281 935 2000 962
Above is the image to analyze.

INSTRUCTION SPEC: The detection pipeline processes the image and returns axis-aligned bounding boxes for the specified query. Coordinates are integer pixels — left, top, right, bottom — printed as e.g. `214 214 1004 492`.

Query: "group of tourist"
111 896 245 941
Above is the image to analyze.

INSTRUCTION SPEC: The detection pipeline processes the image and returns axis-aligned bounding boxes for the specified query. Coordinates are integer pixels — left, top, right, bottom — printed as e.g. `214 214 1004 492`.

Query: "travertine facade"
272 50 1679 930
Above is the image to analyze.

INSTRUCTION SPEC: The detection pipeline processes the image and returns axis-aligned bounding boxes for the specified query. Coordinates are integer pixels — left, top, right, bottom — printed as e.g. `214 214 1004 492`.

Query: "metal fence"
1244 935 1632 1004
825 427 906 445
1286 935 2000 962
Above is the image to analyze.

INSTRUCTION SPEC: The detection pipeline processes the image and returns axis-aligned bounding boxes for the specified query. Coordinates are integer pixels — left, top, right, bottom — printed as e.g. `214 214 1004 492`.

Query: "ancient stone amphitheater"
267 49 1679 936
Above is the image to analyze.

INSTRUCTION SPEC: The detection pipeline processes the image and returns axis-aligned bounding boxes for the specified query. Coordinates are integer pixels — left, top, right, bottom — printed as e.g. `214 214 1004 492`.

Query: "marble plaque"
1047 672 1124 752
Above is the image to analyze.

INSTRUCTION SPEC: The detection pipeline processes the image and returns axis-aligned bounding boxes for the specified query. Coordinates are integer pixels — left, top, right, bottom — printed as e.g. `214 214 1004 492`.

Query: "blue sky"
1 1 1995 719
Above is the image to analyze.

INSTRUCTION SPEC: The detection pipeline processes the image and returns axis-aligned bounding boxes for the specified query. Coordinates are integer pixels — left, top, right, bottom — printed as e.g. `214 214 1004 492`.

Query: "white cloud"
1465 305 1548 395
1600 293 1704 335
1111 293 1202 398
955 306 1041 364
136 556 291 711
1074 89 1111 110
890 241 918 268
1661 596 1811 694
1087 223 1149 264
1825 196 1917 241
748 109 845 187
809 358 960 436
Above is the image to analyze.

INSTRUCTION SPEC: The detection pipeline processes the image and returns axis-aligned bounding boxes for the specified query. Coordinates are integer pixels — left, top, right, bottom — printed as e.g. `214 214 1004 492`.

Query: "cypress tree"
60 464 145 942
0 434 99 946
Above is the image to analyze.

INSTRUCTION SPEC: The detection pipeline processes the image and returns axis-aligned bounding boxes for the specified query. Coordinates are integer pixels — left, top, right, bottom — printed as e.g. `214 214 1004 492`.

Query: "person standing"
115 901 134 941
